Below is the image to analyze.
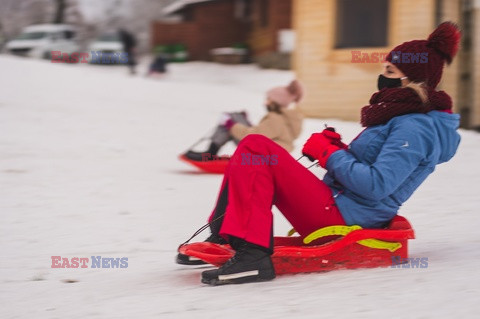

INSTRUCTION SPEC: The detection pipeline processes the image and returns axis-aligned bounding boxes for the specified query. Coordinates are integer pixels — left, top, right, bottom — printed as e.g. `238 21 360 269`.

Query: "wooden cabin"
292 0 480 129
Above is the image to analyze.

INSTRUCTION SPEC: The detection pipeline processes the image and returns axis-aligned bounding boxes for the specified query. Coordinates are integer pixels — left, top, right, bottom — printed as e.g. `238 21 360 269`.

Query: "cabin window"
235 0 252 21
335 0 389 48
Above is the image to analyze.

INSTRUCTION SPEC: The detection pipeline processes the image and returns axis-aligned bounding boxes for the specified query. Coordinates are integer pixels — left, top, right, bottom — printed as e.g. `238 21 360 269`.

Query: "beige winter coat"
230 108 304 152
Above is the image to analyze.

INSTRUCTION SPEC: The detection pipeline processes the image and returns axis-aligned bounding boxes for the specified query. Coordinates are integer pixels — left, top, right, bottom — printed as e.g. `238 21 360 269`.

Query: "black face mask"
377 74 403 90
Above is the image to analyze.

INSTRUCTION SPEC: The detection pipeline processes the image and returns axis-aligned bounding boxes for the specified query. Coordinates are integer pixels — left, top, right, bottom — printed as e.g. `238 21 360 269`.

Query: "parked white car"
5 24 79 59
86 32 125 64
88 32 124 54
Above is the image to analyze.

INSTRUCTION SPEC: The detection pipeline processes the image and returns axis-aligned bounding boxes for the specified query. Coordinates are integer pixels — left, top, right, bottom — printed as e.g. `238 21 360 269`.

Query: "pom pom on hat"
427 21 461 64
267 79 304 107
286 80 304 102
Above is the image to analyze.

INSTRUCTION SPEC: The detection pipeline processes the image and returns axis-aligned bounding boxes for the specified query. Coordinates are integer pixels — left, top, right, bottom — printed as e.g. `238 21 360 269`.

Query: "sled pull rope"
178 150 308 249
296 155 319 170
295 124 335 167
303 225 402 252
178 213 225 249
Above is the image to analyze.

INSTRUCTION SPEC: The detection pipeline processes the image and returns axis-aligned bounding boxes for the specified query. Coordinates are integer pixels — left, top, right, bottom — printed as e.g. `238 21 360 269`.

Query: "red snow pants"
208 134 346 249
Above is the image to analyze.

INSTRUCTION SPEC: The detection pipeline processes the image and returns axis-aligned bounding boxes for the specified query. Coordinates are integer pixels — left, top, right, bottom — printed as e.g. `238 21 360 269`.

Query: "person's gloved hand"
219 113 236 130
224 119 236 130
302 129 343 168
323 127 348 149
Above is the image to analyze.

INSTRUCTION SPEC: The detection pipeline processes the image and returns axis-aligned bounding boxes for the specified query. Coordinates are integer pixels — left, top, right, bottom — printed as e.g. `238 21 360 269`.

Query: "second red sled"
179 154 229 174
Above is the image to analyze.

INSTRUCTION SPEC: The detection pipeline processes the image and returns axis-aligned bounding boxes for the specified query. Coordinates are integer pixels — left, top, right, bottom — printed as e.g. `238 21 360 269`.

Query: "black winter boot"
183 143 220 162
176 234 228 265
206 142 220 156
184 150 209 162
201 238 275 285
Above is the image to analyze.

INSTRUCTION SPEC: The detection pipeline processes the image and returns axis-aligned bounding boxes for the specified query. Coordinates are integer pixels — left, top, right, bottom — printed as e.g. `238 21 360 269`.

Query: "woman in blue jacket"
179 22 462 286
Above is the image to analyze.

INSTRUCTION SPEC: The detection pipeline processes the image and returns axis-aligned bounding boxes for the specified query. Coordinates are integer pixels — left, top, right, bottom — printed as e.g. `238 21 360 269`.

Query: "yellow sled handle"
303 225 362 244
303 225 402 252
357 239 402 252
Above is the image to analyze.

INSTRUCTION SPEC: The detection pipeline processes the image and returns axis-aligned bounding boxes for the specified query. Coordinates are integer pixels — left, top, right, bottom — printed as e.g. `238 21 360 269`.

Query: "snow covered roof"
162 0 215 15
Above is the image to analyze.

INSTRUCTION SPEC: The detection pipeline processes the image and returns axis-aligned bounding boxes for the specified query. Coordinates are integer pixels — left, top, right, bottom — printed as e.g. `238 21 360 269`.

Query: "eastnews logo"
51 256 128 268
201 153 230 161
240 153 278 165
351 50 428 64
51 51 129 64
391 256 428 268
200 152 279 165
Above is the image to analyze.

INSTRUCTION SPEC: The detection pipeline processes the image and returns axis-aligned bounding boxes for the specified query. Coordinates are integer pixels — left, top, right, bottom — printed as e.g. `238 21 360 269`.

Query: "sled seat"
271 215 415 274
279 214 414 247
178 215 415 275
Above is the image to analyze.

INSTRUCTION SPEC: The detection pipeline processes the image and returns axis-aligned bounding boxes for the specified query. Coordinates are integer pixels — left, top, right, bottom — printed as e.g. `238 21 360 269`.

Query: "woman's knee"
237 134 277 153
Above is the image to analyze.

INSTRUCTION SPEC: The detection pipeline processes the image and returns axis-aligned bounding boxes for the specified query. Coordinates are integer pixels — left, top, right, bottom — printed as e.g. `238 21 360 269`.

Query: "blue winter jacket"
323 111 461 228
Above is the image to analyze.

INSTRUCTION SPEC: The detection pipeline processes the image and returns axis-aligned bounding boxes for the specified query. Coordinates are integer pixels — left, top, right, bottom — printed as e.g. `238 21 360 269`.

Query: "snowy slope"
1 55 479 319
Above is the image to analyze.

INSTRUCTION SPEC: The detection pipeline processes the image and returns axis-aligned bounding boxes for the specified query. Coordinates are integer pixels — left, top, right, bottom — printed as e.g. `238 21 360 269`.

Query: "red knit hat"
386 22 461 88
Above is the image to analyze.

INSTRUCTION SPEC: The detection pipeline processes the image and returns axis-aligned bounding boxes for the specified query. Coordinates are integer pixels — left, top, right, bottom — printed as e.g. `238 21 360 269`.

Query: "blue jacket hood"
427 111 461 164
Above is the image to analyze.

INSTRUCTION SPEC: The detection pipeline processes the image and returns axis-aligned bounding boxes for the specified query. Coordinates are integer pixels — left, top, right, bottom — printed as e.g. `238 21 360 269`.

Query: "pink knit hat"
266 79 304 107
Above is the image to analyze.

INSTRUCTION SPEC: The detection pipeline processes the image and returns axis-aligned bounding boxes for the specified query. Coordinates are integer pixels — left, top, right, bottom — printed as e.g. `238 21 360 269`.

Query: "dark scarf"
361 87 453 127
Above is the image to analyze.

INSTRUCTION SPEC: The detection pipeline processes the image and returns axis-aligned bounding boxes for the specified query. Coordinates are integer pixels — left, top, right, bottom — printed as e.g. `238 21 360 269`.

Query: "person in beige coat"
184 80 304 161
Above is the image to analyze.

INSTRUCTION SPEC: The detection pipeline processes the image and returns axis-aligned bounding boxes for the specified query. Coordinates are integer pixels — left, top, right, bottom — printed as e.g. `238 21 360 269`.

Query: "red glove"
219 113 236 130
302 130 343 168
322 128 348 149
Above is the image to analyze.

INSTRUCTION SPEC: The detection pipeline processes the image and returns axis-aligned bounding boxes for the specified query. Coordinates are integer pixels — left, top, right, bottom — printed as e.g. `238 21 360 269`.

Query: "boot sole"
201 270 276 286
176 254 207 265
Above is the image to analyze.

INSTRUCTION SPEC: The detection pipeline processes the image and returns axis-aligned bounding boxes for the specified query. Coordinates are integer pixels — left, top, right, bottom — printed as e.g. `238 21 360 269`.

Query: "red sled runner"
179 154 229 174
178 215 415 275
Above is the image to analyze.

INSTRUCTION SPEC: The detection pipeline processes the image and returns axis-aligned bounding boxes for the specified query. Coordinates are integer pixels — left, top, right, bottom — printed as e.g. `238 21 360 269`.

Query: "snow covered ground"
1 55 480 318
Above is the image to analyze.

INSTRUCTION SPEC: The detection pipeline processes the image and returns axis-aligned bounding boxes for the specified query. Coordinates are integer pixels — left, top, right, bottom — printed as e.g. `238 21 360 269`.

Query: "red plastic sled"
178 215 415 275
179 154 229 174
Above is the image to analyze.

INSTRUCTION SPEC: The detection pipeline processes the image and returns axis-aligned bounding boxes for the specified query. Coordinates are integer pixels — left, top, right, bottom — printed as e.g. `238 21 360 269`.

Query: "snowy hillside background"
1 55 480 318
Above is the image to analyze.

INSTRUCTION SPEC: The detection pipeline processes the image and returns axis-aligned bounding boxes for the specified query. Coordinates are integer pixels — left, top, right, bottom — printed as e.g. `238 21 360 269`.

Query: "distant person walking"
118 28 137 75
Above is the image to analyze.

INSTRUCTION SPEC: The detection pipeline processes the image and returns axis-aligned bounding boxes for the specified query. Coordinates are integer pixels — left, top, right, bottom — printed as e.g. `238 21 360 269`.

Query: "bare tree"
53 0 66 23
0 0 52 45
0 0 87 50
0 0 176 52
53 0 84 25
